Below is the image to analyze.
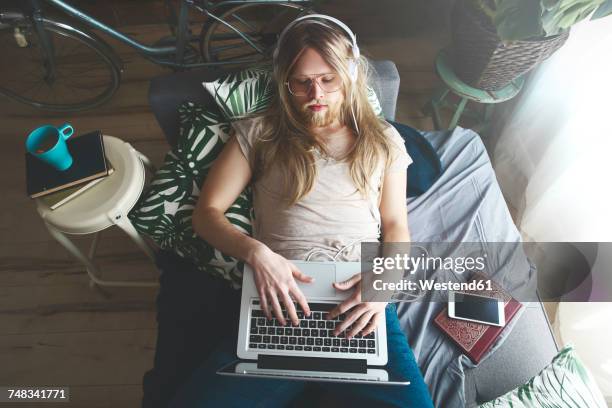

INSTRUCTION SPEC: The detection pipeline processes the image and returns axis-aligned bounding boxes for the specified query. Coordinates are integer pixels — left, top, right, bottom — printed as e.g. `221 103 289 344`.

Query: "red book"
433 273 524 364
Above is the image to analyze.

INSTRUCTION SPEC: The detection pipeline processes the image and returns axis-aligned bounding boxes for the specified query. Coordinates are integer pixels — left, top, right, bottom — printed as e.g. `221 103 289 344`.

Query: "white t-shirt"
232 116 412 262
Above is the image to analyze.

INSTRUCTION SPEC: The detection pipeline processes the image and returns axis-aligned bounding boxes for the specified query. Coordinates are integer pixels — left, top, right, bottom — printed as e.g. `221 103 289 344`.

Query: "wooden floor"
0 1 452 407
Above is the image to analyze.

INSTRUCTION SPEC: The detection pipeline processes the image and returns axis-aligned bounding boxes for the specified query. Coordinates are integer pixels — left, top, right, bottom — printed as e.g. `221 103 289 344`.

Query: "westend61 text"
372 279 493 292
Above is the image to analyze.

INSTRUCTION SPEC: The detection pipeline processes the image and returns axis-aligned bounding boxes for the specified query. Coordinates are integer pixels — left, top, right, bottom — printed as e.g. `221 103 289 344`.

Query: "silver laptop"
217 261 410 385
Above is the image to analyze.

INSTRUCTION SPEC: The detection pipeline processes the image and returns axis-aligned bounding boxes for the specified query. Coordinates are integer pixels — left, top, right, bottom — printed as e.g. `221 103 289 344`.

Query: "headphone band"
273 14 360 81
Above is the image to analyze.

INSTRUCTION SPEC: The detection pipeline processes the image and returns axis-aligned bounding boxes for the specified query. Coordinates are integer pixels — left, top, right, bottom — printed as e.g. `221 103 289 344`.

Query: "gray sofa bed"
147 60 559 407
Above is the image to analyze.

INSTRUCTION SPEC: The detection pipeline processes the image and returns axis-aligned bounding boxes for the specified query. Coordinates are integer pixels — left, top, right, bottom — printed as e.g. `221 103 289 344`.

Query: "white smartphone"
448 291 505 327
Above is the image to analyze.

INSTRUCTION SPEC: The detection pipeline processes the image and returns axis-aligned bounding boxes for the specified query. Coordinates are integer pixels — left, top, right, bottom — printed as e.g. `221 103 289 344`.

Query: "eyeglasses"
285 73 342 96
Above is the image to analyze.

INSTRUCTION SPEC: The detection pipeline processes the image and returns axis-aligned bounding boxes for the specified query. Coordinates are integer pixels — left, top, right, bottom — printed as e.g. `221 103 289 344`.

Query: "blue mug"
26 123 74 171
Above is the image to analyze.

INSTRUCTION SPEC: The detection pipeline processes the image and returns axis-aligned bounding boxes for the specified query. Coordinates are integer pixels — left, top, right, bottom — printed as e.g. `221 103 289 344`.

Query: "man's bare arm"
192 134 264 264
373 169 411 301
379 169 410 242
192 132 312 324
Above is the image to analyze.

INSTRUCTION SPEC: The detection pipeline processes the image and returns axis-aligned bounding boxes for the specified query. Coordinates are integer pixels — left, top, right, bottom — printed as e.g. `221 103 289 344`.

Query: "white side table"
36 135 159 288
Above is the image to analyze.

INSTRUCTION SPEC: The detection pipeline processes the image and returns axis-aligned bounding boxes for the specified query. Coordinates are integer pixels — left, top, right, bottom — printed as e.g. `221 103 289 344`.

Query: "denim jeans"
168 302 434 408
142 252 243 408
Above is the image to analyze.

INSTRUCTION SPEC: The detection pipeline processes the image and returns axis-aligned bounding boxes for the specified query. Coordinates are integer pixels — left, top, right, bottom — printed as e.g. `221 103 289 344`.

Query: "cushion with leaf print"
479 345 607 408
202 63 384 121
128 102 252 288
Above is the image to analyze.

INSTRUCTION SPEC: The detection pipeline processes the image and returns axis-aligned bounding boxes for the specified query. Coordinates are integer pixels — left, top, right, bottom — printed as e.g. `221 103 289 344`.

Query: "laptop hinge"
257 354 367 374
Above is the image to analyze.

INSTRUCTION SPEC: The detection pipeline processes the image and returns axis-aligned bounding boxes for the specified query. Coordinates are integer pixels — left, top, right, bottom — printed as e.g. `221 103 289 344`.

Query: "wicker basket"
450 0 569 91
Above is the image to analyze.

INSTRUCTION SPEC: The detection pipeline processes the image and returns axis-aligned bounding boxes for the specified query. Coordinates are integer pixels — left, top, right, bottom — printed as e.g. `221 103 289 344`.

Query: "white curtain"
493 16 612 242
491 16 612 400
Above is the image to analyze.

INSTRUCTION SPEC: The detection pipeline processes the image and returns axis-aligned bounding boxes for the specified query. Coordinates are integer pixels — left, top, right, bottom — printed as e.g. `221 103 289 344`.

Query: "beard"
298 99 343 128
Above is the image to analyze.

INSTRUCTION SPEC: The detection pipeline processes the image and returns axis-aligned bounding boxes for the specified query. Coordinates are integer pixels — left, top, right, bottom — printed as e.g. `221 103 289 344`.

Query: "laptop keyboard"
248 302 377 354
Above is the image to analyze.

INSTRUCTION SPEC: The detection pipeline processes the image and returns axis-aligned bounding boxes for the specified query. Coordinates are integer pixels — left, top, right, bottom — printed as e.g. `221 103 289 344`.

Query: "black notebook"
25 130 109 198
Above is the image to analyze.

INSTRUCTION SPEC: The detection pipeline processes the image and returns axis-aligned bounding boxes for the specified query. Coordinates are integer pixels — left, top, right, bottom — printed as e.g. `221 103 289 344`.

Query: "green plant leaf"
592 0 612 18
543 0 562 10
542 0 602 34
494 0 544 40
483 0 607 40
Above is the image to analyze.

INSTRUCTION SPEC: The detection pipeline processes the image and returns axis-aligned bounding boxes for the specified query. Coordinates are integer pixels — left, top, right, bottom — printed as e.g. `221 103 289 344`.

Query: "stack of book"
25 130 113 210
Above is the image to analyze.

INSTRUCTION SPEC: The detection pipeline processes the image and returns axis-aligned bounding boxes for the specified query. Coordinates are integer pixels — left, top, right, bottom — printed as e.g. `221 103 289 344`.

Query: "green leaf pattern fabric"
203 65 274 120
128 102 252 288
479 345 607 408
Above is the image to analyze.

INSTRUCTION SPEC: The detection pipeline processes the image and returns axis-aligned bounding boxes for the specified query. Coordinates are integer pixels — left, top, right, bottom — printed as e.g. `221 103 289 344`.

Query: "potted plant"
450 0 612 90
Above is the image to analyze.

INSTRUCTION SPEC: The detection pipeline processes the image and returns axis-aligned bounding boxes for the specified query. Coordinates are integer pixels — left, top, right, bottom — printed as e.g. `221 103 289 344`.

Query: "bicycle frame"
41 0 313 69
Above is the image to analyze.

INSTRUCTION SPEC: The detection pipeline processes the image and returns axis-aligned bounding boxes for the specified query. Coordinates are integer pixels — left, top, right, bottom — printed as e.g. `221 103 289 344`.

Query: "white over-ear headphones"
273 14 361 82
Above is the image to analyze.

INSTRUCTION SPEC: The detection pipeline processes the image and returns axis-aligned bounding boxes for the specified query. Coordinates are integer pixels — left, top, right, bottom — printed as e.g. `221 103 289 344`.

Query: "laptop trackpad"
295 264 336 298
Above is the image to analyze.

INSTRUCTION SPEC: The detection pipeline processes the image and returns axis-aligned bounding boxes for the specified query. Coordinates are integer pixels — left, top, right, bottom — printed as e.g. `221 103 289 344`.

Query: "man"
160 15 434 407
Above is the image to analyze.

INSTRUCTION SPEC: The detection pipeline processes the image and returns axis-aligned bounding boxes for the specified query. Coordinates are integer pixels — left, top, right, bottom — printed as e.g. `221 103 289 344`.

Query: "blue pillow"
388 121 442 197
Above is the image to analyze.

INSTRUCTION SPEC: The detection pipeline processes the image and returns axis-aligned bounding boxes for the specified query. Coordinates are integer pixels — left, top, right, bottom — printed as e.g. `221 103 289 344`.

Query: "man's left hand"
326 273 387 339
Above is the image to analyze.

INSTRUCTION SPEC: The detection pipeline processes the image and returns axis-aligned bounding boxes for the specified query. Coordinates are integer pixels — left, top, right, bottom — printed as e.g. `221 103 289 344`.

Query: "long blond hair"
250 20 395 206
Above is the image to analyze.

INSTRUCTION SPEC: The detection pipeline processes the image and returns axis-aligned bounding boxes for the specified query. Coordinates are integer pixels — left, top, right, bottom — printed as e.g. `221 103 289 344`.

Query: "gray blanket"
399 127 535 407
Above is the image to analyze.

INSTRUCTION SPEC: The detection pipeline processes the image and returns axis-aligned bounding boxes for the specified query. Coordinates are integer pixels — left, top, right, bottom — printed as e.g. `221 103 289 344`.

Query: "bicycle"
0 0 316 112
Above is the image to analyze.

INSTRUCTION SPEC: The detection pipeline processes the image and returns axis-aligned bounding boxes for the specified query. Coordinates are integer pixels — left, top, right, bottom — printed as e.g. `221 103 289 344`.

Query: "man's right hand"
248 244 313 326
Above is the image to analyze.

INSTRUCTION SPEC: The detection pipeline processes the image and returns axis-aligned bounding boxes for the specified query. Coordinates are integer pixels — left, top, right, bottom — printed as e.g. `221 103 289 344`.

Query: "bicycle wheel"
200 3 310 69
0 18 121 112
